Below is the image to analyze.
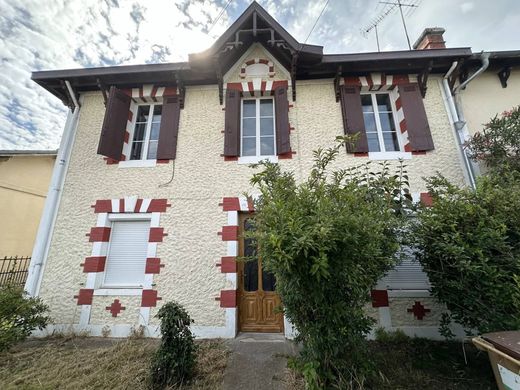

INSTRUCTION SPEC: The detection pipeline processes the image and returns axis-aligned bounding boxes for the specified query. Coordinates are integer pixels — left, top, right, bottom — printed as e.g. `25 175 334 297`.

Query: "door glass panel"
262 269 276 291
243 219 258 292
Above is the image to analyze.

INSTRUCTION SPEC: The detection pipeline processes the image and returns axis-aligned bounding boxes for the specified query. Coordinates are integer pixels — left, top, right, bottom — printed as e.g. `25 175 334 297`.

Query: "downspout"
441 52 490 188
25 80 81 296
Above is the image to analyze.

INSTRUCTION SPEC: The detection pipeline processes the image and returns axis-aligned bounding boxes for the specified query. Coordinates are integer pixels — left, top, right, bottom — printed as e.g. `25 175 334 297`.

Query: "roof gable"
188 1 323 74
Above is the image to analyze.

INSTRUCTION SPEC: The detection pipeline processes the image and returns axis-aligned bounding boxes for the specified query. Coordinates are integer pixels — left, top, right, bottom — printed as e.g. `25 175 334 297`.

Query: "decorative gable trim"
240 58 275 79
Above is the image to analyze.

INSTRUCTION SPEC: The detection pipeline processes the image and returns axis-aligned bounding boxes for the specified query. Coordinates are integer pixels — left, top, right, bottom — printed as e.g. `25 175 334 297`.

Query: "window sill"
118 160 157 168
237 155 278 165
368 151 412 160
94 288 143 296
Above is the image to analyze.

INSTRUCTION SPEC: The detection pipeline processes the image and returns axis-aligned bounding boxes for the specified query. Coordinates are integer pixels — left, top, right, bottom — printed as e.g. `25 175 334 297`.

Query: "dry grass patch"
0 337 229 390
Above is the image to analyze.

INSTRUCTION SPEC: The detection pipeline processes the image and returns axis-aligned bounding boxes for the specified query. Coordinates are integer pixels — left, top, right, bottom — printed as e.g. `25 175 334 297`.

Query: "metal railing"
0 256 31 287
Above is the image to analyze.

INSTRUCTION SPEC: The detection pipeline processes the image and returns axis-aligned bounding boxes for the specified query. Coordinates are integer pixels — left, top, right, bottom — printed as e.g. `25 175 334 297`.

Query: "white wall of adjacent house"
32 46 468 340
460 71 520 136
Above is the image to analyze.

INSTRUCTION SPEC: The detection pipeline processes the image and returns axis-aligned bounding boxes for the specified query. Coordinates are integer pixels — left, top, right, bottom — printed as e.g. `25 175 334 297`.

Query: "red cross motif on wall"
407 301 431 320
106 299 126 317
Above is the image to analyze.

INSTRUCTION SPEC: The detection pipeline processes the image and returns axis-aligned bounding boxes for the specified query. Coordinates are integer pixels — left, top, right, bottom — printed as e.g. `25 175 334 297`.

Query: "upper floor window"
130 104 162 160
241 98 276 157
361 93 401 153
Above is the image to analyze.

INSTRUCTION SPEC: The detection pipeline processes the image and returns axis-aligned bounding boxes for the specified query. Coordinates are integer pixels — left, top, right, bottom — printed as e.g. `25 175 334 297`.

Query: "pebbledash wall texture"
37 46 467 339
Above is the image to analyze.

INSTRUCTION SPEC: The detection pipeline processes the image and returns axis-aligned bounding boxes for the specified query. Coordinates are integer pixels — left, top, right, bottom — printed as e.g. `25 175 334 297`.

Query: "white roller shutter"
104 220 150 286
378 247 430 290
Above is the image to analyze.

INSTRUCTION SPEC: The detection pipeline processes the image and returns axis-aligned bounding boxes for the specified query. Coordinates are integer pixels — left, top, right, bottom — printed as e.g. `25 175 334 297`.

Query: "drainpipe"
441 52 490 188
25 80 81 296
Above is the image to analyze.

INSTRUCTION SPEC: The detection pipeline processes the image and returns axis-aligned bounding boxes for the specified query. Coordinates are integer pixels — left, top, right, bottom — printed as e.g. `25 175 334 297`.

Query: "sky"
0 0 518 150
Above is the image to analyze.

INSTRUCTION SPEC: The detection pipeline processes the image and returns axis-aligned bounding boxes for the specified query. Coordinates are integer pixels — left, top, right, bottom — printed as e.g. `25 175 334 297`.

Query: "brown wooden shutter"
274 85 291 155
398 83 434 151
339 85 368 153
223 89 241 157
157 96 181 160
97 86 131 160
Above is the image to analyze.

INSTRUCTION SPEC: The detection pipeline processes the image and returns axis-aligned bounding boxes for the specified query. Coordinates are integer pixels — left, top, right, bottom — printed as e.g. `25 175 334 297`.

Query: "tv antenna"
361 0 421 51
379 0 420 50
360 4 397 52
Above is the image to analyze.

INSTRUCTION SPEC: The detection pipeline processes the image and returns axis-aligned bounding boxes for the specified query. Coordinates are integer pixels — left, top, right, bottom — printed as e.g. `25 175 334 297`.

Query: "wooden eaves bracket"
175 72 186 109
418 60 433 98
497 66 512 88
96 78 108 106
334 65 342 103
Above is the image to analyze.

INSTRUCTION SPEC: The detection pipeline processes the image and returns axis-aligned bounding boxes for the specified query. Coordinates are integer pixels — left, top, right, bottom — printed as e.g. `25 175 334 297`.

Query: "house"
24 2 518 339
0 150 56 259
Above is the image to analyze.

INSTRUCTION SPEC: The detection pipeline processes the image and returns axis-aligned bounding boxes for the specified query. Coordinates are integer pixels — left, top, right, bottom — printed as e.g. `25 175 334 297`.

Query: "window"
130 104 162 160
361 93 401 153
241 98 276 157
103 219 150 287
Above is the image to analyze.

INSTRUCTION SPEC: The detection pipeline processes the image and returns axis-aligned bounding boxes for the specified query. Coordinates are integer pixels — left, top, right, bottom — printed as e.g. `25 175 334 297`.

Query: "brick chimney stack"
413 27 446 50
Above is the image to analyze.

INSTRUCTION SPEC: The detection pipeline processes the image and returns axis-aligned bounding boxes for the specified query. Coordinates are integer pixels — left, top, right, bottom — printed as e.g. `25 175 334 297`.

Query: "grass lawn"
0 337 229 390
287 335 498 389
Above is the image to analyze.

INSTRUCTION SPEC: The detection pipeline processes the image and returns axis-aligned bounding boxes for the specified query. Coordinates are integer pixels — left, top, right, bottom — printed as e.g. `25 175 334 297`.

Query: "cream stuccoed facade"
29 2 512 340
459 71 520 136
34 75 465 339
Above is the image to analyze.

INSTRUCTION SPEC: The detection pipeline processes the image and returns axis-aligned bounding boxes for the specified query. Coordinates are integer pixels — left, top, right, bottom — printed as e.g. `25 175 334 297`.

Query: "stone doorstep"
236 332 286 343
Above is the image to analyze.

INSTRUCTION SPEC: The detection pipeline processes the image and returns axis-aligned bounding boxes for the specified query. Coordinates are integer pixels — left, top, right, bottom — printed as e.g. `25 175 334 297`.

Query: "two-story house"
24 2 518 339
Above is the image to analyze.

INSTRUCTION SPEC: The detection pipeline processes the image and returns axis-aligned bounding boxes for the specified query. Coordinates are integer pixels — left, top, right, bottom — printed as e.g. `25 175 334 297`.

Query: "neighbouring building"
0 150 56 258
25 2 519 339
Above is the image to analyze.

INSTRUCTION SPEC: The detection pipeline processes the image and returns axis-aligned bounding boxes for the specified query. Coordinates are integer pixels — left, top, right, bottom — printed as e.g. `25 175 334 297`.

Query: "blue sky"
0 0 518 150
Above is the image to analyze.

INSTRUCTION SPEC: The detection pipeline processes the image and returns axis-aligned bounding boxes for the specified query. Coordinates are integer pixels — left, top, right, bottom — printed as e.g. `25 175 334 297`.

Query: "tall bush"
150 301 196 389
411 174 520 335
249 140 411 388
467 106 520 174
0 286 50 351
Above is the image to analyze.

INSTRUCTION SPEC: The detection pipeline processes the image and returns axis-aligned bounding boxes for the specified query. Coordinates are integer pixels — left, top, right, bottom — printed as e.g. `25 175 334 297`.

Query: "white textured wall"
39 48 465 332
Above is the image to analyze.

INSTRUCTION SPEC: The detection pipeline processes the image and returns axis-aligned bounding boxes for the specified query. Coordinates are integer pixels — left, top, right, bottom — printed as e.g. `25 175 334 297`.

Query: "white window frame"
129 103 162 161
100 213 152 289
361 91 411 160
239 97 277 163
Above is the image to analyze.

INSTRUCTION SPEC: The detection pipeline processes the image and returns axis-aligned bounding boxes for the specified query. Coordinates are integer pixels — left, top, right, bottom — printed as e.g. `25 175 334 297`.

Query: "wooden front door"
238 214 284 333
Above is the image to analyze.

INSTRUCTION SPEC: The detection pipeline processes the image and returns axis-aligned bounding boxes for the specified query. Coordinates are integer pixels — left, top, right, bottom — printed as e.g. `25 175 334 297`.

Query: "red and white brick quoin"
105 84 178 164
342 73 423 155
239 58 275 79
75 196 170 328
226 79 288 98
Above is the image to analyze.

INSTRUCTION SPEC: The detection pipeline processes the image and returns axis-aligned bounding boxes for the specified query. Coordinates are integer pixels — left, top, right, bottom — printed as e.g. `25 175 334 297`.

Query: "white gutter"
440 53 490 189
25 80 81 296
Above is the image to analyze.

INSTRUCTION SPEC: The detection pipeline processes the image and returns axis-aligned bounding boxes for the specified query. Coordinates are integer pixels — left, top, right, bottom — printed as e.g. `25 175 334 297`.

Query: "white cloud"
0 0 518 150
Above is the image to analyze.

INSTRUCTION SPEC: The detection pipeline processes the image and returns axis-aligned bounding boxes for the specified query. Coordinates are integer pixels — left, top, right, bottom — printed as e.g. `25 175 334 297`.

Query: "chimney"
413 27 446 50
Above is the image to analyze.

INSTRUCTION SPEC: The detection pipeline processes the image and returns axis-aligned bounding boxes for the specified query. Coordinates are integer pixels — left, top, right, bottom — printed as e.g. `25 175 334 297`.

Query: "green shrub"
249 139 411 389
0 286 50 351
411 174 520 335
150 301 196 389
467 106 520 174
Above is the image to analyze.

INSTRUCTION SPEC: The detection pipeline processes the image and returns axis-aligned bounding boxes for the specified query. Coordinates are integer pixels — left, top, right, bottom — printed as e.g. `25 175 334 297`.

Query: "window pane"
133 123 147 141
147 140 158 159
262 269 276 291
130 141 143 160
383 132 400 152
242 137 256 156
260 136 275 156
260 100 273 117
152 105 162 122
242 118 256 137
363 112 377 133
136 105 150 122
367 133 381 152
243 100 256 118
379 111 396 133
361 95 373 112
150 122 160 140
260 118 274 136
376 94 392 112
